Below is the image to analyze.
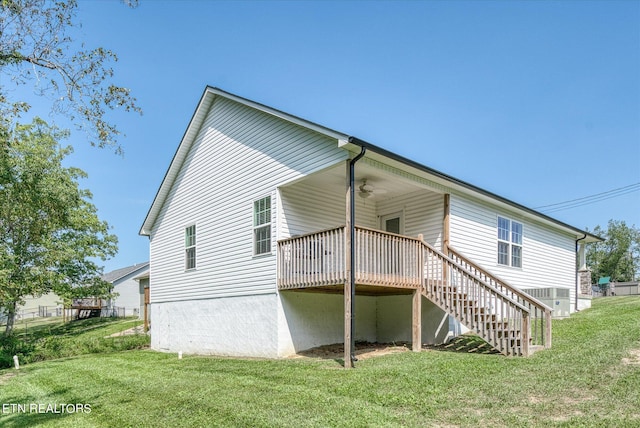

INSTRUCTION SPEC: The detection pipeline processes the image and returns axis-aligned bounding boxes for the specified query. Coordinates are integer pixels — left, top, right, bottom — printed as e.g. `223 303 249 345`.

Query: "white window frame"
497 216 523 268
185 224 196 271
253 196 272 256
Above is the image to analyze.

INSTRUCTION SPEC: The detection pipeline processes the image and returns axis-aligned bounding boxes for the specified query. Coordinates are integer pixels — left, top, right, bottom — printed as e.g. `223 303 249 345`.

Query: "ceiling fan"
358 179 387 198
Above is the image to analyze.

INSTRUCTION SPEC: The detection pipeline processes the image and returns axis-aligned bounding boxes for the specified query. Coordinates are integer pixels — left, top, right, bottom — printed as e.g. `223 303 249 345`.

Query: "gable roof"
102 262 150 284
140 86 601 243
139 86 349 236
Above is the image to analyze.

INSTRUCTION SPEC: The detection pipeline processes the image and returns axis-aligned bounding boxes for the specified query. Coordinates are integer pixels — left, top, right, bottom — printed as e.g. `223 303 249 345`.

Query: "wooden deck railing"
447 246 553 350
277 226 552 356
277 226 422 289
277 226 346 289
354 226 422 288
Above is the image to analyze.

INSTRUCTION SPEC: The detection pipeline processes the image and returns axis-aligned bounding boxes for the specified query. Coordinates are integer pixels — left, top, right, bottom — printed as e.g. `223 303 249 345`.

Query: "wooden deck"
277 226 553 356
277 225 422 292
282 283 416 296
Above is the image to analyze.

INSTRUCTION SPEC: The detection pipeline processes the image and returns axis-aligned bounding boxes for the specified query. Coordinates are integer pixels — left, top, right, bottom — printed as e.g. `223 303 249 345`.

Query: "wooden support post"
344 161 353 369
522 312 530 356
344 148 365 368
412 289 422 352
413 234 424 351
545 309 552 349
443 194 450 254
144 287 150 332
443 194 451 286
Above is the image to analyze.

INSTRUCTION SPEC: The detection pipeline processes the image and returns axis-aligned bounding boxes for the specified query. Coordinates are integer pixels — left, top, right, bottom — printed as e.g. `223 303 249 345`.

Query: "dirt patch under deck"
292 342 411 360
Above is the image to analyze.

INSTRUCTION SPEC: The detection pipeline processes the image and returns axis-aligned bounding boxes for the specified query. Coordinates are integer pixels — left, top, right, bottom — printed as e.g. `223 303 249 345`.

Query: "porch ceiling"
292 162 437 201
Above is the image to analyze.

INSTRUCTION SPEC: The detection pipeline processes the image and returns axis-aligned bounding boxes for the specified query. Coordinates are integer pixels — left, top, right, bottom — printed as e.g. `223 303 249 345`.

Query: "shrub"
0 318 149 368
0 333 35 369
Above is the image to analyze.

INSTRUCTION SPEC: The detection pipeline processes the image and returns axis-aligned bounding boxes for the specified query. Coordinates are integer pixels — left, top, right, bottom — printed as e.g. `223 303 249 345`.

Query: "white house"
0 292 62 324
140 87 600 365
103 262 150 318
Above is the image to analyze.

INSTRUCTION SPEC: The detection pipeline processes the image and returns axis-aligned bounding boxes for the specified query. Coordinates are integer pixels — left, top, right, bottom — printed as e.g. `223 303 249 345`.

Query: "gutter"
348 146 367 366
347 137 601 242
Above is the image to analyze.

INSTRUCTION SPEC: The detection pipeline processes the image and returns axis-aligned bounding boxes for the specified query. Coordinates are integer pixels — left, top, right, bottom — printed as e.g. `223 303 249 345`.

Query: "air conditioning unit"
523 287 571 318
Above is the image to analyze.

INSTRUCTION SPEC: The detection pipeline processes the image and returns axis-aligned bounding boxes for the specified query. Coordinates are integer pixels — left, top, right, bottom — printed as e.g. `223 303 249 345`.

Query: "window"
185 224 196 270
253 196 271 255
381 212 403 235
497 217 522 268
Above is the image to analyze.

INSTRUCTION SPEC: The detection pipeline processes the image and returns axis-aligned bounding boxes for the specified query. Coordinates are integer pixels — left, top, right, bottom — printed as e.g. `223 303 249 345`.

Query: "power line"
534 182 640 214
535 183 640 209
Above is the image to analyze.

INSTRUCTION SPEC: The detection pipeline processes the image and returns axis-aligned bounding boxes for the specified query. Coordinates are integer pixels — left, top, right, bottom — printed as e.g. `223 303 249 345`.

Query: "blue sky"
15 1 640 272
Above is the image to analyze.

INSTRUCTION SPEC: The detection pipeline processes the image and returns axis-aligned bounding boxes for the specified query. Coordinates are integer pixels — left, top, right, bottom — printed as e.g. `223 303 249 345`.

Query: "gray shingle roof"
102 262 149 284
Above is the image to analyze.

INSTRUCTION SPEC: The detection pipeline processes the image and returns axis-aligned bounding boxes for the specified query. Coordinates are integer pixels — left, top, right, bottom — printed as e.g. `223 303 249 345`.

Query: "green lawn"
1 317 149 369
1 297 639 427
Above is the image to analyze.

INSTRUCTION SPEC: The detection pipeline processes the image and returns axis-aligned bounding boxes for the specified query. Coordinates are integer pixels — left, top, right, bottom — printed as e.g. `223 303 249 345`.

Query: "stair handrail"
418 238 531 355
418 239 531 313
447 245 552 349
447 246 554 313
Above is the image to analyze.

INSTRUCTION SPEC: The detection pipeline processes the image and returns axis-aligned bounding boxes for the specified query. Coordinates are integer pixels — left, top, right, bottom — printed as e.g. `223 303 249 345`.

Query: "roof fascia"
133 272 150 281
345 137 602 243
139 85 601 244
139 86 213 236
106 263 150 284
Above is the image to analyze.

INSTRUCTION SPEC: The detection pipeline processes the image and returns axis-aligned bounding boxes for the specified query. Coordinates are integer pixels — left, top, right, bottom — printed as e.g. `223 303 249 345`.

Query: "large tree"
587 220 640 285
0 118 117 334
0 0 141 153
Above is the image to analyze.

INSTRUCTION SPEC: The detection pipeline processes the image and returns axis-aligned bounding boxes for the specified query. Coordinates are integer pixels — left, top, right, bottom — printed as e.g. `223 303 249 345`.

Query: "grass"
1 297 639 427
0 317 149 369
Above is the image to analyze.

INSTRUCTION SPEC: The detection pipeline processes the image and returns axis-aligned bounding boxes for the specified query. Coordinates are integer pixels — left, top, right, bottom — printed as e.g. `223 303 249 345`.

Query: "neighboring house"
0 292 62 324
139 87 600 363
103 262 150 318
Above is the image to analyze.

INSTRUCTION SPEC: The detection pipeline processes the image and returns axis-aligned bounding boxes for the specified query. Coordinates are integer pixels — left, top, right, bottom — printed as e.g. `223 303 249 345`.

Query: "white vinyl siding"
376 190 444 248
279 182 443 248
149 96 348 303
278 178 377 238
449 193 576 303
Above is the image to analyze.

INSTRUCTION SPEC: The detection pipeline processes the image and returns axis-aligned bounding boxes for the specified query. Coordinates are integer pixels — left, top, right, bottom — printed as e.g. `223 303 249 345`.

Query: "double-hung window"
497 216 522 268
253 196 271 255
185 224 196 270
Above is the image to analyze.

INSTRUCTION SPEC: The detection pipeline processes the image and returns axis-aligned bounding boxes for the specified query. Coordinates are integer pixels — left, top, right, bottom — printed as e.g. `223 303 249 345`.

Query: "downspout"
349 145 366 365
575 234 587 312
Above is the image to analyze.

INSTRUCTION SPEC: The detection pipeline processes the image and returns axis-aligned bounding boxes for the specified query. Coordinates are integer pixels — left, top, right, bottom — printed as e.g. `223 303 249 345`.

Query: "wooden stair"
423 284 529 356
276 225 552 357
418 241 553 357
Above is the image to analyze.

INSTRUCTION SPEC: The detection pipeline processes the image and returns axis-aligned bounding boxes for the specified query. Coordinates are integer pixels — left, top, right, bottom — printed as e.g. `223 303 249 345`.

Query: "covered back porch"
276 157 552 365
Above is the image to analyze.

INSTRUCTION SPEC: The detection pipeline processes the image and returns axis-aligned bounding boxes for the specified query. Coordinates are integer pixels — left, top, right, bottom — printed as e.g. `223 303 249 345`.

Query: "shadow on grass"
296 337 499 363
1 317 148 370
15 317 134 341
425 334 500 355
295 341 416 365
